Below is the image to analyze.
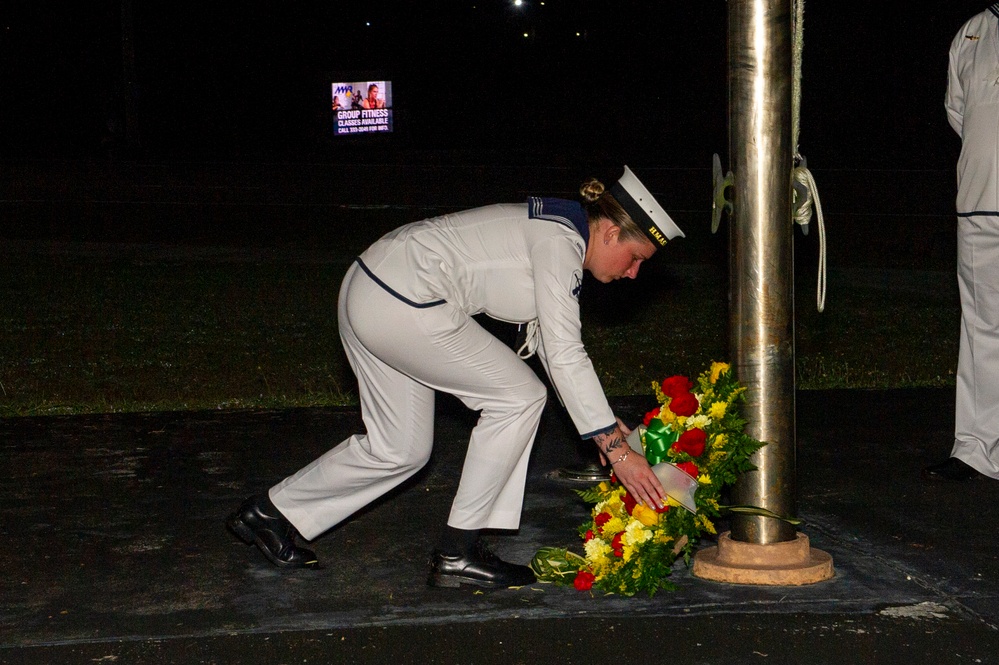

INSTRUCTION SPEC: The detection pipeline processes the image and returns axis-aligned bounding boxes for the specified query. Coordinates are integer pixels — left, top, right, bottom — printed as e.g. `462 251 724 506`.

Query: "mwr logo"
334 84 354 95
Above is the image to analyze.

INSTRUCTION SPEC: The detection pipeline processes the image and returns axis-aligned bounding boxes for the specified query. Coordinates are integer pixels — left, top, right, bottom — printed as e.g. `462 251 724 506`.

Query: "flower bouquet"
531 361 767 597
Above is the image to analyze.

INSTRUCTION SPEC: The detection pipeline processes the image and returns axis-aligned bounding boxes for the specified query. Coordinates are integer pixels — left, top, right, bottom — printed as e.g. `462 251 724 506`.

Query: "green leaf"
574 486 608 504
720 505 803 526
530 547 586 583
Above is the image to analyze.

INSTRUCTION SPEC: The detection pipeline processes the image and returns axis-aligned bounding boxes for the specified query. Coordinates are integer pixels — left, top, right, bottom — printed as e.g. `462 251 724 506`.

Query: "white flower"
584 537 613 562
687 414 712 429
622 519 652 546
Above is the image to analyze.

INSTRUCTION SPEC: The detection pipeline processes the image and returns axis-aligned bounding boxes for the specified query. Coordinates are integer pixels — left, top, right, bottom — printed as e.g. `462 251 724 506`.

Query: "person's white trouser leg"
271 263 547 539
952 215 999 478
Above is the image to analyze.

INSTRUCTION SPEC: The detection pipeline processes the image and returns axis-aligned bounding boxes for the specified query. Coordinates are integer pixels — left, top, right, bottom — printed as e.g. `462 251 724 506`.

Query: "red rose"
673 428 707 458
643 407 661 426
655 502 670 514
584 529 594 542
622 492 637 515
661 375 693 398
611 532 624 557
669 392 699 417
677 461 699 478
574 570 595 591
594 512 611 532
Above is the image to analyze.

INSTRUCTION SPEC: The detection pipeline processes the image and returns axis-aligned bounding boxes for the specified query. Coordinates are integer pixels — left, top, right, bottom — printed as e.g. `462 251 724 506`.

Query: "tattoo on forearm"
597 433 623 455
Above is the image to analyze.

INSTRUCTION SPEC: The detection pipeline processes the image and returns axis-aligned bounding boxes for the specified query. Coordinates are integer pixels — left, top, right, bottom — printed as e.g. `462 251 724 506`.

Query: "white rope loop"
792 0 826 313
516 319 540 359
792 164 827 312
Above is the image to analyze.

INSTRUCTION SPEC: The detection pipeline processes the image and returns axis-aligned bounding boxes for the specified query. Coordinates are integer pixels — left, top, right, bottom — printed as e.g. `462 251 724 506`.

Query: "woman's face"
584 223 657 283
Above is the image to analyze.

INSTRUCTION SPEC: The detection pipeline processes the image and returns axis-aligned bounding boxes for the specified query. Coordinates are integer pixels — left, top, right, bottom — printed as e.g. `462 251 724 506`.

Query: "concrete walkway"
1 389 997 664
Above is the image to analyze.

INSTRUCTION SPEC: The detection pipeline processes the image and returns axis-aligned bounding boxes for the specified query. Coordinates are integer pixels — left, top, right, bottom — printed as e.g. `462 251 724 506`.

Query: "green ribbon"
643 418 679 465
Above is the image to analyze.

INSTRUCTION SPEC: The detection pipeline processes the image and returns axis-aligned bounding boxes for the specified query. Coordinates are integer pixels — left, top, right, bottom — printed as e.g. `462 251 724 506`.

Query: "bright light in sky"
513 0 523 6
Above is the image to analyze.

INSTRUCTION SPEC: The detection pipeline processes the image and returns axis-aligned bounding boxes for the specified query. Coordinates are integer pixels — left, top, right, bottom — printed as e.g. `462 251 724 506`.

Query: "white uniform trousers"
953 215 999 479
269 262 548 540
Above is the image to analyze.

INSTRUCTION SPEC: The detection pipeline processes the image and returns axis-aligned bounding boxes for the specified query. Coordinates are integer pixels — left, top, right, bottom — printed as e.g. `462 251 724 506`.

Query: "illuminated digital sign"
331 80 393 136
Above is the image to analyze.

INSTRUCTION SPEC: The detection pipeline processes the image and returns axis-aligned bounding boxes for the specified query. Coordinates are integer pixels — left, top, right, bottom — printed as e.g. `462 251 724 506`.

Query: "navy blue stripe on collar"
527 197 589 245
990 3 999 19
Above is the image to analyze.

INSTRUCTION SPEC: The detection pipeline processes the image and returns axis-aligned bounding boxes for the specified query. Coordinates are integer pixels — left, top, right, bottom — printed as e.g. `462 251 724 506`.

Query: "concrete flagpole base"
692 531 834 585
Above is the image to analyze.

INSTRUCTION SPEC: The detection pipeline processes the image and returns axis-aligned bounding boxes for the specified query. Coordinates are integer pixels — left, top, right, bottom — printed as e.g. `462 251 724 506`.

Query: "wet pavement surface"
2 388 998 664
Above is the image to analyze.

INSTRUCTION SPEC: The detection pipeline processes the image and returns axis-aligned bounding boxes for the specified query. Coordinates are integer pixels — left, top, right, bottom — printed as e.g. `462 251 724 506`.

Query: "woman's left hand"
593 422 665 510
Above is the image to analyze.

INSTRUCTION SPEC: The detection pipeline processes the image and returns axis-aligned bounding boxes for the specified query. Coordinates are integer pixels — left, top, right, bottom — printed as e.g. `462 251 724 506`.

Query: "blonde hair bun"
579 178 606 204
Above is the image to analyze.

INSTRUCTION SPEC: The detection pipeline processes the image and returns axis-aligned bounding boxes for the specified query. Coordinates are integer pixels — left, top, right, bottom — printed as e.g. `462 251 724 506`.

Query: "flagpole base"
692 531 834 586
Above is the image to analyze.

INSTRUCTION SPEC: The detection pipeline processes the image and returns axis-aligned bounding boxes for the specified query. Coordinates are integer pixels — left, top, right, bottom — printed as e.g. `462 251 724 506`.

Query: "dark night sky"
0 1 990 167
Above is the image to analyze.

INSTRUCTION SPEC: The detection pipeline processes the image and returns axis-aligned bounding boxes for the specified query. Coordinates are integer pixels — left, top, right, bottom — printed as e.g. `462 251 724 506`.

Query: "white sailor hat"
608 165 684 247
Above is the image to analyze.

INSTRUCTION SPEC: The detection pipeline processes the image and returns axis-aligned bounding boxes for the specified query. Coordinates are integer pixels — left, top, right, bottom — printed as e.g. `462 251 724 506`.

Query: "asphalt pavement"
1 388 998 664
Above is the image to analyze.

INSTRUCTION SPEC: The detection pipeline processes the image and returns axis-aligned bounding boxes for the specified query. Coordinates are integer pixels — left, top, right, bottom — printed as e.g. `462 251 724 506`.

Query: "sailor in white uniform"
926 5 999 481
228 167 685 586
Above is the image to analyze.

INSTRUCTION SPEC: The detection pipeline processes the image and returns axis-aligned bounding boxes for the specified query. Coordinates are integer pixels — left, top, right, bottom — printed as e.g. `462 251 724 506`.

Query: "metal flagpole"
727 0 797 546
692 0 832 585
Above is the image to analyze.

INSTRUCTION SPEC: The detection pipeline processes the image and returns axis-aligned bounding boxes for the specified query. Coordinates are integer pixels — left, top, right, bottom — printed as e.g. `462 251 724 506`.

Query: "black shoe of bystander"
921 457 982 482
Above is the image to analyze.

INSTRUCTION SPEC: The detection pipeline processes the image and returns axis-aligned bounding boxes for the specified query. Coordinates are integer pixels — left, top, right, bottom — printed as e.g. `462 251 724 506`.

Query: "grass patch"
0 247 355 415
0 244 960 416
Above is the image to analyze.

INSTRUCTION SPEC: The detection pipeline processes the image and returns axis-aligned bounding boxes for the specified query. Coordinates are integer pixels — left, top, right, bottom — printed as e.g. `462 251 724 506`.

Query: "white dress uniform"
269 198 620 540
946 4 999 479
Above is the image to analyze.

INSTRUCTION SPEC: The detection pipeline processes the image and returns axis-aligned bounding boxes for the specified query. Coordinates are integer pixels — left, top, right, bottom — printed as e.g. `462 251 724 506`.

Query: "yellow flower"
653 531 674 545
708 401 728 420
710 362 731 383
584 537 612 564
709 450 728 466
601 516 625 537
632 503 660 526
624 519 653 546
698 473 712 485
697 514 717 535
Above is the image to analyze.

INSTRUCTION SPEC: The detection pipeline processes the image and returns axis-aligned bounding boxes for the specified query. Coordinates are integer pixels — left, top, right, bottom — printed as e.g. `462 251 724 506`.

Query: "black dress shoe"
226 494 320 569
922 457 981 482
428 542 536 589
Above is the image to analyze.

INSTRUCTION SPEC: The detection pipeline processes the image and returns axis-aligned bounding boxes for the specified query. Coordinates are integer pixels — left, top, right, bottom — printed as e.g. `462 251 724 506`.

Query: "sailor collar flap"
527 197 589 246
